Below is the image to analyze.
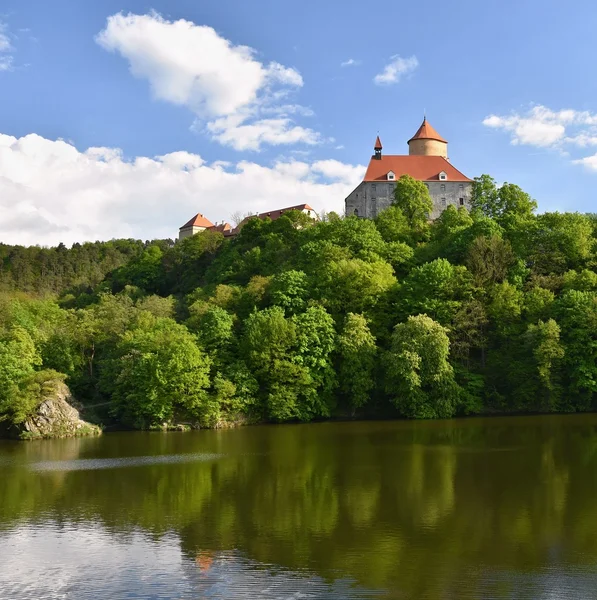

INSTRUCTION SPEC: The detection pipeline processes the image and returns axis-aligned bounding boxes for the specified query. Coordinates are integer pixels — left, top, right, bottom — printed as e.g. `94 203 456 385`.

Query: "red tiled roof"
211 222 232 234
374 135 382 150
257 203 314 221
363 155 471 182
408 118 447 143
180 213 215 230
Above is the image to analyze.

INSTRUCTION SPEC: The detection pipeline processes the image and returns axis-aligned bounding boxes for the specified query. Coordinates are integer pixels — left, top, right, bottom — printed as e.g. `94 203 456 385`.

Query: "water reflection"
1 416 597 598
0 524 379 599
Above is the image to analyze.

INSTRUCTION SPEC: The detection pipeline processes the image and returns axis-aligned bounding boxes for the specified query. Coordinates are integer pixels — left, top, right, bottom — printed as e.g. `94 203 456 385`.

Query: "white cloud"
373 55 418 85
311 159 364 181
563 133 597 147
572 153 597 171
483 105 597 148
96 12 318 151
0 131 365 246
0 21 14 71
483 105 597 170
341 58 361 67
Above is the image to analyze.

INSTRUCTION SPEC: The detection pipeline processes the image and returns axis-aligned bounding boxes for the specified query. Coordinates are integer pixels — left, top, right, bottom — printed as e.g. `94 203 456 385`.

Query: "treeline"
2 173 597 430
0 239 172 294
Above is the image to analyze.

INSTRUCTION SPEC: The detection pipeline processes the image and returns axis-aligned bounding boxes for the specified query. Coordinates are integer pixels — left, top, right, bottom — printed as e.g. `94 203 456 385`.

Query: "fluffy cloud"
373 55 418 85
483 105 597 148
483 105 597 171
0 22 14 71
341 58 361 67
572 153 597 171
96 12 318 151
0 132 365 247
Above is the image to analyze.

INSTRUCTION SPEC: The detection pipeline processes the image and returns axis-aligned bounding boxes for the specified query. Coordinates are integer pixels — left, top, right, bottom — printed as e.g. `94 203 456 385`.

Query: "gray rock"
20 380 101 440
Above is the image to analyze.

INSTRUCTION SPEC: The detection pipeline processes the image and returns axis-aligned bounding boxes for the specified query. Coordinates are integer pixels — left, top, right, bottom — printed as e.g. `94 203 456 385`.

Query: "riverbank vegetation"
1 174 597 430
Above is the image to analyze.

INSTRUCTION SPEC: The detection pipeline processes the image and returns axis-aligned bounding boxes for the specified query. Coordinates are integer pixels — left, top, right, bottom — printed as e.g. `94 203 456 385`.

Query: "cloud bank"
0 132 364 247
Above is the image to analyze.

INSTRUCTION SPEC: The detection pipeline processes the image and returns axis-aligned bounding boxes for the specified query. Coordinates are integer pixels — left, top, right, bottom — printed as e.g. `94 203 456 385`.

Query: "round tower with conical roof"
408 117 448 159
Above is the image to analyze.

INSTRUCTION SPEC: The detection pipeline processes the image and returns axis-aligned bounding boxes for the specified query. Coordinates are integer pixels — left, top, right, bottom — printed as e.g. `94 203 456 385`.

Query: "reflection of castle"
178 203 315 241
345 118 473 220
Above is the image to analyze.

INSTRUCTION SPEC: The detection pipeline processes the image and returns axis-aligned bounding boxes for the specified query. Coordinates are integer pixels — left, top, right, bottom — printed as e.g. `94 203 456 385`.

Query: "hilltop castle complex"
178 119 471 240
345 118 472 220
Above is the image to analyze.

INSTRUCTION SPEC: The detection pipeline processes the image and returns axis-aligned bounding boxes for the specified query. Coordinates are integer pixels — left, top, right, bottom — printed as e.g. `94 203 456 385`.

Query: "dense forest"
2 173 597 431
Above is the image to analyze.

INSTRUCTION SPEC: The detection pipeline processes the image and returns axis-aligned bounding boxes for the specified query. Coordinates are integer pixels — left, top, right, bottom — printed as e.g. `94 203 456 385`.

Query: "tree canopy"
2 173 597 431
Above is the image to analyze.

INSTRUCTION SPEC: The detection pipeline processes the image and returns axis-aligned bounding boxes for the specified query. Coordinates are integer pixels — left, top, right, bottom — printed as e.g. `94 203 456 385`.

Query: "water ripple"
29 452 223 472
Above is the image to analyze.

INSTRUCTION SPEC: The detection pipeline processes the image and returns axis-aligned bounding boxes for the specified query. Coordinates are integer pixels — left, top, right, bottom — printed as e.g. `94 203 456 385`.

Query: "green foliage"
269 270 309 314
525 319 564 409
102 315 212 429
0 327 42 424
2 172 597 429
337 314 377 410
466 235 515 286
398 259 473 325
392 174 433 236
385 315 461 419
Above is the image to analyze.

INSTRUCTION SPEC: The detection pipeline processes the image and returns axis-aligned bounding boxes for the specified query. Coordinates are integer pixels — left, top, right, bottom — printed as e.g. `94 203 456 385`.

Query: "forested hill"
2 173 597 431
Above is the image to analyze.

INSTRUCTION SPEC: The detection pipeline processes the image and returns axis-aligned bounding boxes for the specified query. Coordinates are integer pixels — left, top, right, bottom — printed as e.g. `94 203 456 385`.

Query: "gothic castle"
345 118 472 220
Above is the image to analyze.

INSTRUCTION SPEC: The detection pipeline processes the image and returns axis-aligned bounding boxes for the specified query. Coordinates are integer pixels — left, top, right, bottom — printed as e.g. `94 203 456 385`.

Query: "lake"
1 415 597 599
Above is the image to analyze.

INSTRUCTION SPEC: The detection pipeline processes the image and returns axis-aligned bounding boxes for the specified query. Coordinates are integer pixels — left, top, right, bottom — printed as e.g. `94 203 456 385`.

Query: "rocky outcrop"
19 381 101 440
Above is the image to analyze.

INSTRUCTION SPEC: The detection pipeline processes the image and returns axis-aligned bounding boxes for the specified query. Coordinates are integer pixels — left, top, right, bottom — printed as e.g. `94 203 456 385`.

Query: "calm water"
2 416 597 599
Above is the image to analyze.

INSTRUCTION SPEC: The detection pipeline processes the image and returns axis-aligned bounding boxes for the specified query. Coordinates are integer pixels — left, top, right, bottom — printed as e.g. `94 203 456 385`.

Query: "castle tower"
374 135 382 159
407 117 448 159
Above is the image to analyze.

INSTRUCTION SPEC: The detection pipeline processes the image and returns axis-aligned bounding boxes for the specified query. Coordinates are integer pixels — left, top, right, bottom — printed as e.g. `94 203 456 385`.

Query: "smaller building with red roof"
179 213 234 240
345 118 473 220
178 204 315 240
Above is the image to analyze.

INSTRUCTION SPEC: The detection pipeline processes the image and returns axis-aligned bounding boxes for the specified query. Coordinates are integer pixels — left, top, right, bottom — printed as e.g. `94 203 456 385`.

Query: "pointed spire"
374 135 382 150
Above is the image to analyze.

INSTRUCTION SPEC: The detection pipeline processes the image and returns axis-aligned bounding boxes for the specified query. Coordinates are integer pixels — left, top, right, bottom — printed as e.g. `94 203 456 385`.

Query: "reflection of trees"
1 416 597 597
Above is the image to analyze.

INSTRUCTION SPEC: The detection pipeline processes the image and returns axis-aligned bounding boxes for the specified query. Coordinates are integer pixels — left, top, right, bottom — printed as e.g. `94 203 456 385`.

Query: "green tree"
269 270 309 314
374 205 411 244
292 306 337 411
337 313 377 412
554 290 597 408
487 281 524 338
524 319 564 410
0 327 42 424
385 315 461 419
529 213 593 275
315 258 397 316
466 235 515 286
398 258 473 325
102 315 211 428
392 174 433 239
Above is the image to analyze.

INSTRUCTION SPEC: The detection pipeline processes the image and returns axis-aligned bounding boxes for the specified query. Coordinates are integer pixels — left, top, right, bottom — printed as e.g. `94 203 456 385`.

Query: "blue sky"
1 0 597 245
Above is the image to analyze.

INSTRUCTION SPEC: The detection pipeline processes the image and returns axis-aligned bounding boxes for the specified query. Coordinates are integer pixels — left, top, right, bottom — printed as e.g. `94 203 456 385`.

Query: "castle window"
371 184 376 191
387 171 395 180
354 208 359 216
441 197 446 207
440 184 445 192
459 198 465 206
439 171 447 181
459 184 464 191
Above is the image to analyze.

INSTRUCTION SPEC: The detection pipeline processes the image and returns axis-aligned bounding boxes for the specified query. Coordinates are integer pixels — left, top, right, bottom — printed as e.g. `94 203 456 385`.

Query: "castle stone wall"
345 180 472 220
